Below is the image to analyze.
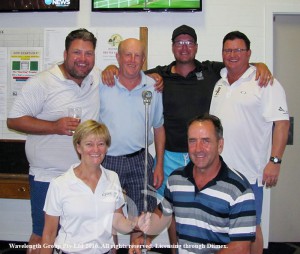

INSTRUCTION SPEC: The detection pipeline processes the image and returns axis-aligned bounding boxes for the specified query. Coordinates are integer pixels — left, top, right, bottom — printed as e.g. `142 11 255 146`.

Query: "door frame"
265 4 300 70
264 3 300 244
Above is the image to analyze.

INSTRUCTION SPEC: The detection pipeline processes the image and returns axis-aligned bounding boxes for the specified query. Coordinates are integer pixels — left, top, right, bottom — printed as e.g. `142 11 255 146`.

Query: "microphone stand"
142 91 151 254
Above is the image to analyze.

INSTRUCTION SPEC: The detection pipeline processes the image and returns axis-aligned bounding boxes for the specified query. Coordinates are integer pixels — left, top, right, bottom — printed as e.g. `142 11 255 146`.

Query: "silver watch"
270 156 282 164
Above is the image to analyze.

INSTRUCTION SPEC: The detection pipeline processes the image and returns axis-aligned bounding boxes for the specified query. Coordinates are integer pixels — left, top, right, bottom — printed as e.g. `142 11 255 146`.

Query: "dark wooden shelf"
0 140 30 199
0 173 30 199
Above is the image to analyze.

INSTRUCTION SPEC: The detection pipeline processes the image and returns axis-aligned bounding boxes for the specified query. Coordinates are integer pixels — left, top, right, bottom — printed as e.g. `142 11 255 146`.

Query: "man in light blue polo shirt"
99 38 165 244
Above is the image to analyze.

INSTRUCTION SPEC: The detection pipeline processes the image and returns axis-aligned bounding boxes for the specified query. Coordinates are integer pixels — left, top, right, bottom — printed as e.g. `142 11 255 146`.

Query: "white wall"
1 0 300 245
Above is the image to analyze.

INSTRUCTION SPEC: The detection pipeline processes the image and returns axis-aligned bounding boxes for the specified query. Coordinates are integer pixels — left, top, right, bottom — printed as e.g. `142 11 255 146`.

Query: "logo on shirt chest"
102 191 118 198
196 72 204 80
214 87 221 97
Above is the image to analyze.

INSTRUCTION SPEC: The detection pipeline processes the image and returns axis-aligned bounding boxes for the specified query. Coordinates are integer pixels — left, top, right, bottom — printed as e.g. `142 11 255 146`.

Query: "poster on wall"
0 47 8 120
44 28 75 70
9 47 43 99
95 27 140 70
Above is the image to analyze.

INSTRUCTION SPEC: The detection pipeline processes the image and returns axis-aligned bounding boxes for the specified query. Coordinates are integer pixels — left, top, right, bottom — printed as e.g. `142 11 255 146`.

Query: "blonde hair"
73 120 111 158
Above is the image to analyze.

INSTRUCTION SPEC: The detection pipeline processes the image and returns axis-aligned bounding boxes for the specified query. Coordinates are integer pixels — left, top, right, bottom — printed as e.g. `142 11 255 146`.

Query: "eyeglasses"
222 48 248 54
173 40 197 48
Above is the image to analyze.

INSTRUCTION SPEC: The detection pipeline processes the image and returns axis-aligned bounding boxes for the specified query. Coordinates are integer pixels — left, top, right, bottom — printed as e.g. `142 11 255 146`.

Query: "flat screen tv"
0 0 79 12
92 0 202 12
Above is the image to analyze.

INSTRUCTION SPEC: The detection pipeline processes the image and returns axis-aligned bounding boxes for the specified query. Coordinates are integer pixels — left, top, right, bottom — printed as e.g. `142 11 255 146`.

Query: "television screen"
0 0 79 12
92 0 202 12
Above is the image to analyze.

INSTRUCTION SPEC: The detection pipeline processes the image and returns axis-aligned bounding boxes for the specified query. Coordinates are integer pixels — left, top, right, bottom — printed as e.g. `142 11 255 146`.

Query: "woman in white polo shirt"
41 120 149 254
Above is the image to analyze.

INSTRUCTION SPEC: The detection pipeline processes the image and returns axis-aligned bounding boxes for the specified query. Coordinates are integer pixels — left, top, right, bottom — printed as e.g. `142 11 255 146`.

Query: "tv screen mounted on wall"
0 0 79 12
92 0 202 12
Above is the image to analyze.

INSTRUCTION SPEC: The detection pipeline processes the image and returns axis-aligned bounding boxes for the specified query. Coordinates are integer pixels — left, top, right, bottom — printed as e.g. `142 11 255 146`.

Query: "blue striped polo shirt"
160 156 256 254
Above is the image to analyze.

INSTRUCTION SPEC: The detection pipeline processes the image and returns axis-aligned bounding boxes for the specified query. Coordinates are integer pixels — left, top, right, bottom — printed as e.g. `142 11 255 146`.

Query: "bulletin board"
0 27 44 140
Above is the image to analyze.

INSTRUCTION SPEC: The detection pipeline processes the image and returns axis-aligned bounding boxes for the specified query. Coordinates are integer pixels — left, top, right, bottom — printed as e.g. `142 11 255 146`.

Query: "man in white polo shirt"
7 28 100 254
210 30 290 254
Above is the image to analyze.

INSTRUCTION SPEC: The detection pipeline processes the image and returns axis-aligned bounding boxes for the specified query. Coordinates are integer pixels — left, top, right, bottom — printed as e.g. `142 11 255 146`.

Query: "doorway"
270 14 300 242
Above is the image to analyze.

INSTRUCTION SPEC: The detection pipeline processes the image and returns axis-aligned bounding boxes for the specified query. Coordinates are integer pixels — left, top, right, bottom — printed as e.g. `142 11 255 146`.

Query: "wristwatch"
270 156 282 164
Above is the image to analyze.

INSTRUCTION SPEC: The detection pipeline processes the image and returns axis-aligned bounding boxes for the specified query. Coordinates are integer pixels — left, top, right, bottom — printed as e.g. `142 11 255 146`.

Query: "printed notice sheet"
9 47 43 99
0 47 7 120
96 27 139 70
